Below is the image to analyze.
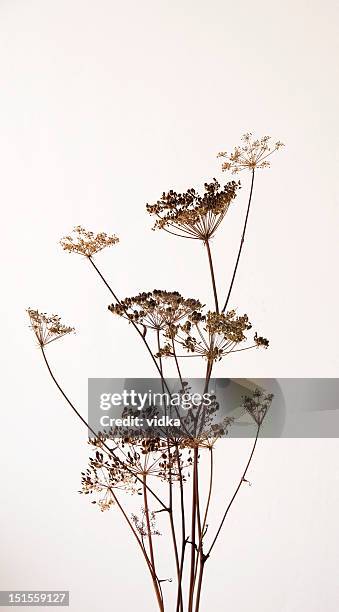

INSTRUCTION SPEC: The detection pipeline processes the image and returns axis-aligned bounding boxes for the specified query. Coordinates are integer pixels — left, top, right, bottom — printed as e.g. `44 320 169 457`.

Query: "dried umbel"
80 449 140 512
181 415 235 450
218 133 284 174
146 179 239 240
109 290 202 331
27 308 75 347
84 434 187 488
175 310 268 361
60 225 119 257
243 389 274 426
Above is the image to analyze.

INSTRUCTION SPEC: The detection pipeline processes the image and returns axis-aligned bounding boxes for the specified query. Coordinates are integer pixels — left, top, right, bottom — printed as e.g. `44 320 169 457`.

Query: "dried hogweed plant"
28 134 283 612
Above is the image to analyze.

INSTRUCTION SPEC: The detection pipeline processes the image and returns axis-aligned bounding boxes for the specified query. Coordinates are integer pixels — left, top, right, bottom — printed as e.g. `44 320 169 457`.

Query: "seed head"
27 308 75 347
60 226 119 257
109 290 202 331
242 389 274 426
218 133 284 174
178 310 268 361
146 179 239 240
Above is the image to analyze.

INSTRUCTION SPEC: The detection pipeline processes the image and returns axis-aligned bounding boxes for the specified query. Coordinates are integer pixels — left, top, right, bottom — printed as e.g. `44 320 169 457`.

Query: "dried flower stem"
222 169 255 312
157 331 183 611
205 240 219 313
175 443 187 612
206 423 261 558
143 475 164 612
197 447 213 561
110 488 157 584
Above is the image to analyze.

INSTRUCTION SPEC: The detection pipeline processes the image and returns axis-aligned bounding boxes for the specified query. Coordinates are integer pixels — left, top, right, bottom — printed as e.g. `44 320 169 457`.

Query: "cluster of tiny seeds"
146 179 240 240
109 290 202 330
27 308 75 347
218 133 284 174
60 225 119 257
177 310 269 361
242 389 274 425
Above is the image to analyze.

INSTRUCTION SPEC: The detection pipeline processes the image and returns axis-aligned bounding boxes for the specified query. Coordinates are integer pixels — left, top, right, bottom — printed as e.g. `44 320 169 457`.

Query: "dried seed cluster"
175 310 269 361
109 290 202 331
60 225 119 257
242 389 274 425
146 179 239 240
218 133 284 173
27 308 75 347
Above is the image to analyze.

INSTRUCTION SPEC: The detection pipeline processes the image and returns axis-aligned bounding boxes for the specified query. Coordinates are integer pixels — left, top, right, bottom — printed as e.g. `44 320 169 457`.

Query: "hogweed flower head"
109 290 202 331
177 310 268 361
60 225 119 257
146 179 239 240
242 388 274 426
27 308 75 347
80 449 140 512
182 415 235 450
218 133 284 174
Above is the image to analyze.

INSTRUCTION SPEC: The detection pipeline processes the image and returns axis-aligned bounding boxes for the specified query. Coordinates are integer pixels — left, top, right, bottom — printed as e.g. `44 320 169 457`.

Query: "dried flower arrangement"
28 133 283 611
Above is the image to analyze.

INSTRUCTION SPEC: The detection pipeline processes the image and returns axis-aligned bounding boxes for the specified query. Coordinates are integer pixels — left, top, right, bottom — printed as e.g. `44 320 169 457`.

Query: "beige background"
1 1 339 610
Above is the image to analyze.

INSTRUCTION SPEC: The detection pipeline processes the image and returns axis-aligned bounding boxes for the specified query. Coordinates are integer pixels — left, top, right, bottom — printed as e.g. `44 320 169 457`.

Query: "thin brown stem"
206 424 261 558
188 446 198 612
171 338 184 389
175 442 186 612
156 331 182 611
143 475 164 612
205 239 219 313
110 488 152 573
222 169 255 312
194 448 213 612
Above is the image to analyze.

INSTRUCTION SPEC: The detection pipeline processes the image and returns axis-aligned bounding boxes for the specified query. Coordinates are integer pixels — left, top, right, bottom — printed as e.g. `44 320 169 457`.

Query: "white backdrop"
1 1 339 611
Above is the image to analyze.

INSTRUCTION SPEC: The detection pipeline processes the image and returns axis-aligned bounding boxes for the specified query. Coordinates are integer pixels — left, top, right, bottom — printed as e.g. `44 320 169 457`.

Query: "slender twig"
157 330 182 611
188 446 199 612
110 488 153 574
206 424 261 558
175 443 186 612
194 448 213 612
205 239 219 313
142 475 164 612
222 169 255 312
171 338 184 389
201 447 213 542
